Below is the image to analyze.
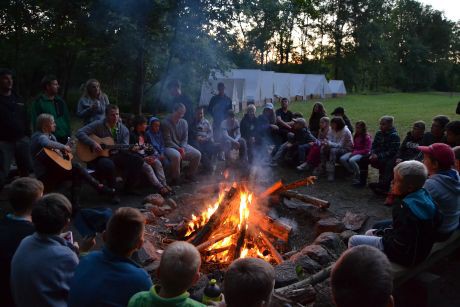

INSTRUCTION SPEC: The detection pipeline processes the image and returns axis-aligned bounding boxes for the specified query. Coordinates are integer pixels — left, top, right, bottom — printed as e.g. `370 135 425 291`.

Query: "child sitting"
348 160 439 266
297 116 330 171
221 110 248 163
339 120 371 185
331 246 394 307
128 241 204 307
130 115 171 196
270 117 316 167
0 178 44 307
419 143 460 241
222 257 275 307
395 120 426 163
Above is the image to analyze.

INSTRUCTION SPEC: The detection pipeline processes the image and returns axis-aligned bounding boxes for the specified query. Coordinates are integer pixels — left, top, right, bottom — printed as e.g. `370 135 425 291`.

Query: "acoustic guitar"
76 135 152 162
38 139 74 170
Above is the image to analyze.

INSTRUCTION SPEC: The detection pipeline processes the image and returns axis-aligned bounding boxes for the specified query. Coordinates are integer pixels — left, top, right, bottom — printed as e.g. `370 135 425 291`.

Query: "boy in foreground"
128 241 204 307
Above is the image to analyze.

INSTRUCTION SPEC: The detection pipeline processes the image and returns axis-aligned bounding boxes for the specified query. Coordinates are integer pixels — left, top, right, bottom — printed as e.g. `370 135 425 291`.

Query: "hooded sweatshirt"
145 117 165 157
424 169 460 234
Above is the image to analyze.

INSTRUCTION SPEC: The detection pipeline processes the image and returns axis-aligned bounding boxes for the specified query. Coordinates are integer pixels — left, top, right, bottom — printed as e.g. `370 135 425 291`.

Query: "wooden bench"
392 230 460 287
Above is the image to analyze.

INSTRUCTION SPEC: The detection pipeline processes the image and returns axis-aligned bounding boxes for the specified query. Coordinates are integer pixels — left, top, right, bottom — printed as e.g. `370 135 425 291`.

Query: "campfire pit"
181 177 321 267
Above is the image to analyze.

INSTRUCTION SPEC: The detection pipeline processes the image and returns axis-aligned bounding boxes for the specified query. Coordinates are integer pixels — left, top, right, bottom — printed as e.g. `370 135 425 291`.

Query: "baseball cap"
417 143 455 170
331 107 345 115
264 102 274 110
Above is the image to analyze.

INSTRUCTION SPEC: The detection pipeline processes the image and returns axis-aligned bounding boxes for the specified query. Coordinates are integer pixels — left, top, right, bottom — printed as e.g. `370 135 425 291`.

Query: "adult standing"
207 82 232 141
30 75 71 144
161 103 201 185
0 69 32 189
168 80 194 126
77 79 110 124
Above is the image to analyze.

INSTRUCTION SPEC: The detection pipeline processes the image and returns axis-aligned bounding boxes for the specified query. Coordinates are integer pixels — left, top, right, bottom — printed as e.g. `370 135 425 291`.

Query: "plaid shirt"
371 127 400 160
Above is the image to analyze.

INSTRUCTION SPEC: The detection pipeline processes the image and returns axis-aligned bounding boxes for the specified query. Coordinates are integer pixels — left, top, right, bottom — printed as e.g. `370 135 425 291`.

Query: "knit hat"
264 102 274 110
418 143 455 170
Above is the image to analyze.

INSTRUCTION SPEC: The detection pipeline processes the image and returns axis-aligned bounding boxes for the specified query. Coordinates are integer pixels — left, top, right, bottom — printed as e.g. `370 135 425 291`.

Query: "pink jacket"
352 133 372 155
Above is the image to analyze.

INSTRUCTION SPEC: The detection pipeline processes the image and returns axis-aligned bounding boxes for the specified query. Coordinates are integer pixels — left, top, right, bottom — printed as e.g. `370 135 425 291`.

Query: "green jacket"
128 285 205 307
30 94 71 140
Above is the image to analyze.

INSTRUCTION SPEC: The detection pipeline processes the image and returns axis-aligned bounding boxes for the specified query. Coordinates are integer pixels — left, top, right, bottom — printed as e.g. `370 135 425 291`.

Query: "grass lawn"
280 92 460 136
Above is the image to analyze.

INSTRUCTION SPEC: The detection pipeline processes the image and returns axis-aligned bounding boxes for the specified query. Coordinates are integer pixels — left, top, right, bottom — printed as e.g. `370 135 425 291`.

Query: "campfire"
182 177 324 266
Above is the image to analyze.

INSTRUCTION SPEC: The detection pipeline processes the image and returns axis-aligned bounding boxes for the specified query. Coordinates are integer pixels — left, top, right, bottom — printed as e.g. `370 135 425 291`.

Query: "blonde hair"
36 113 54 131
105 207 145 256
159 241 201 295
82 78 101 98
320 116 330 125
246 104 256 113
394 160 427 191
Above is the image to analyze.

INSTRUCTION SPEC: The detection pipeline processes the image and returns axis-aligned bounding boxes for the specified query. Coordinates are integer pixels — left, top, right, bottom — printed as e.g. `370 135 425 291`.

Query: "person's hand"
370 154 378 161
308 142 314 146
286 143 293 148
232 141 240 149
144 156 155 165
250 136 256 144
178 147 185 158
91 102 98 110
64 145 72 153
132 145 141 152
93 142 103 152
270 124 279 131
79 235 96 253
395 158 402 164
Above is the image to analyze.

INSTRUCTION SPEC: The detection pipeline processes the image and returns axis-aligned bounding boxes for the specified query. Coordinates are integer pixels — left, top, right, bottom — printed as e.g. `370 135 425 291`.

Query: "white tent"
328 80 347 96
230 69 263 106
304 74 332 99
259 71 275 103
273 72 291 100
199 78 240 112
289 74 307 100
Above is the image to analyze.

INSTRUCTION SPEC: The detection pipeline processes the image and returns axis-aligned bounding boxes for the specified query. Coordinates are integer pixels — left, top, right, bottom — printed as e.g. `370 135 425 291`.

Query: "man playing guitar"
30 114 114 214
76 104 144 204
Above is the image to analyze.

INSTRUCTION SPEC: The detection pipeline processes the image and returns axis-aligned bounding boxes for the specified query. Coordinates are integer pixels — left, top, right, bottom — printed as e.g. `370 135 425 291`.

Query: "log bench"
392 230 460 287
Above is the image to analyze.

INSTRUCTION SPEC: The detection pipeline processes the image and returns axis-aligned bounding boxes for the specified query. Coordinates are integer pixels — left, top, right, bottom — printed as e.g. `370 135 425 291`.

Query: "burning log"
249 210 292 242
277 176 317 192
257 229 284 264
203 245 233 257
259 181 283 198
280 190 330 209
191 187 237 245
196 230 237 252
233 225 247 259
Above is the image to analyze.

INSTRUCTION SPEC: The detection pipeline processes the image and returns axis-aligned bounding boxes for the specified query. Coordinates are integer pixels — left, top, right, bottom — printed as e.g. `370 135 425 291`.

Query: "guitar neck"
103 144 132 150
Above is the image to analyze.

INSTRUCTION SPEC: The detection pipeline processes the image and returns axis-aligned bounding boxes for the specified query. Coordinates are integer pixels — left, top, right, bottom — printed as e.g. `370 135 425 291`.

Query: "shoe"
297 162 309 171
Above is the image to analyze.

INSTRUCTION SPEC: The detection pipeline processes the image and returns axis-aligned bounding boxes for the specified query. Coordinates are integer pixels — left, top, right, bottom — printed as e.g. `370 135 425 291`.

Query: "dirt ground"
1 163 459 307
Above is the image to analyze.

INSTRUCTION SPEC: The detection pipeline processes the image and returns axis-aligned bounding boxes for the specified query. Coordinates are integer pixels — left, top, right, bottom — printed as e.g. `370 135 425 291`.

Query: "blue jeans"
298 143 312 163
339 152 363 175
348 230 384 251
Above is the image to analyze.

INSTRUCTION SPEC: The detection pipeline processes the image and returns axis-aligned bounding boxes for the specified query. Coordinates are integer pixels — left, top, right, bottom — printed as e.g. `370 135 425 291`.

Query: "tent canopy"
328 80 347 95
305 74 331 98
273 72 291 100
199 78 240 112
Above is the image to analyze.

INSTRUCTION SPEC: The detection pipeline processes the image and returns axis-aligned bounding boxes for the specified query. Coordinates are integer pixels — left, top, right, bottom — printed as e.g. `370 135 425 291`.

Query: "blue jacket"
68 247 152 307
145 117 165 156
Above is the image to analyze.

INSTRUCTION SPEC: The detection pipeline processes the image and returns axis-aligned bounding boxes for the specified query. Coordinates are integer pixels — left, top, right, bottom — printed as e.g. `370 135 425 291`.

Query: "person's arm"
206 120 214 141
378 133 400 160
221 121 234 142
37 134 67 151
234 121 241 141
75 121 100 147
181 120 188 147
370 132 380 155
396 134 409 160
353 135 372 155
76 97 93 119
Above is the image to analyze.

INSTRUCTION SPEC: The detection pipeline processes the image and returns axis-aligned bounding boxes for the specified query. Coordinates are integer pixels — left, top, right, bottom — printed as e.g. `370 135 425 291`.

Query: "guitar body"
76 135 115 162
42 148 73 170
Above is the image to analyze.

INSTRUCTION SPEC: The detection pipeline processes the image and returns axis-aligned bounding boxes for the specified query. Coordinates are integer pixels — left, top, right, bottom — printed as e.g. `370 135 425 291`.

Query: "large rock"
143 194 165 207
342 211 368 231
132 240 160 266
313 279 335 307
274 260 299 288
291 244 332 266
315 217 345 236
292 255 322 276
313 232 346 259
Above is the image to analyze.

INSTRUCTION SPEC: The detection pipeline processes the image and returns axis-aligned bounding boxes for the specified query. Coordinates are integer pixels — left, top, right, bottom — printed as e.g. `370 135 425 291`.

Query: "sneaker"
297 162 309 171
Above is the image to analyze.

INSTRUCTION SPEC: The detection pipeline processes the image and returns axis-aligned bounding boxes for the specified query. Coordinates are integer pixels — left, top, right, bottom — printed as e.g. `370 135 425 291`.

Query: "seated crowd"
1 67 460 306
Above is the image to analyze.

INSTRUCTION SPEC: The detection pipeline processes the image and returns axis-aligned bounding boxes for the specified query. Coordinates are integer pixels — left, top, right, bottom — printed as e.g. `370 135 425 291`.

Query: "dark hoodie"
371 127 400 161
382 189 439 266
424 169 460 234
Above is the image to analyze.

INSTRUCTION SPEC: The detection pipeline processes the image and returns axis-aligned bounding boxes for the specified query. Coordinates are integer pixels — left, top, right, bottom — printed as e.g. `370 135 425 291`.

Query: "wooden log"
277 176 317 192
191 187 237 245
257 228 283 264
275 265 332 297
196 230 237 251
280 190 330 209
249 210 292 242
203 245 233 257
234 225 247 259
259 181 283 198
